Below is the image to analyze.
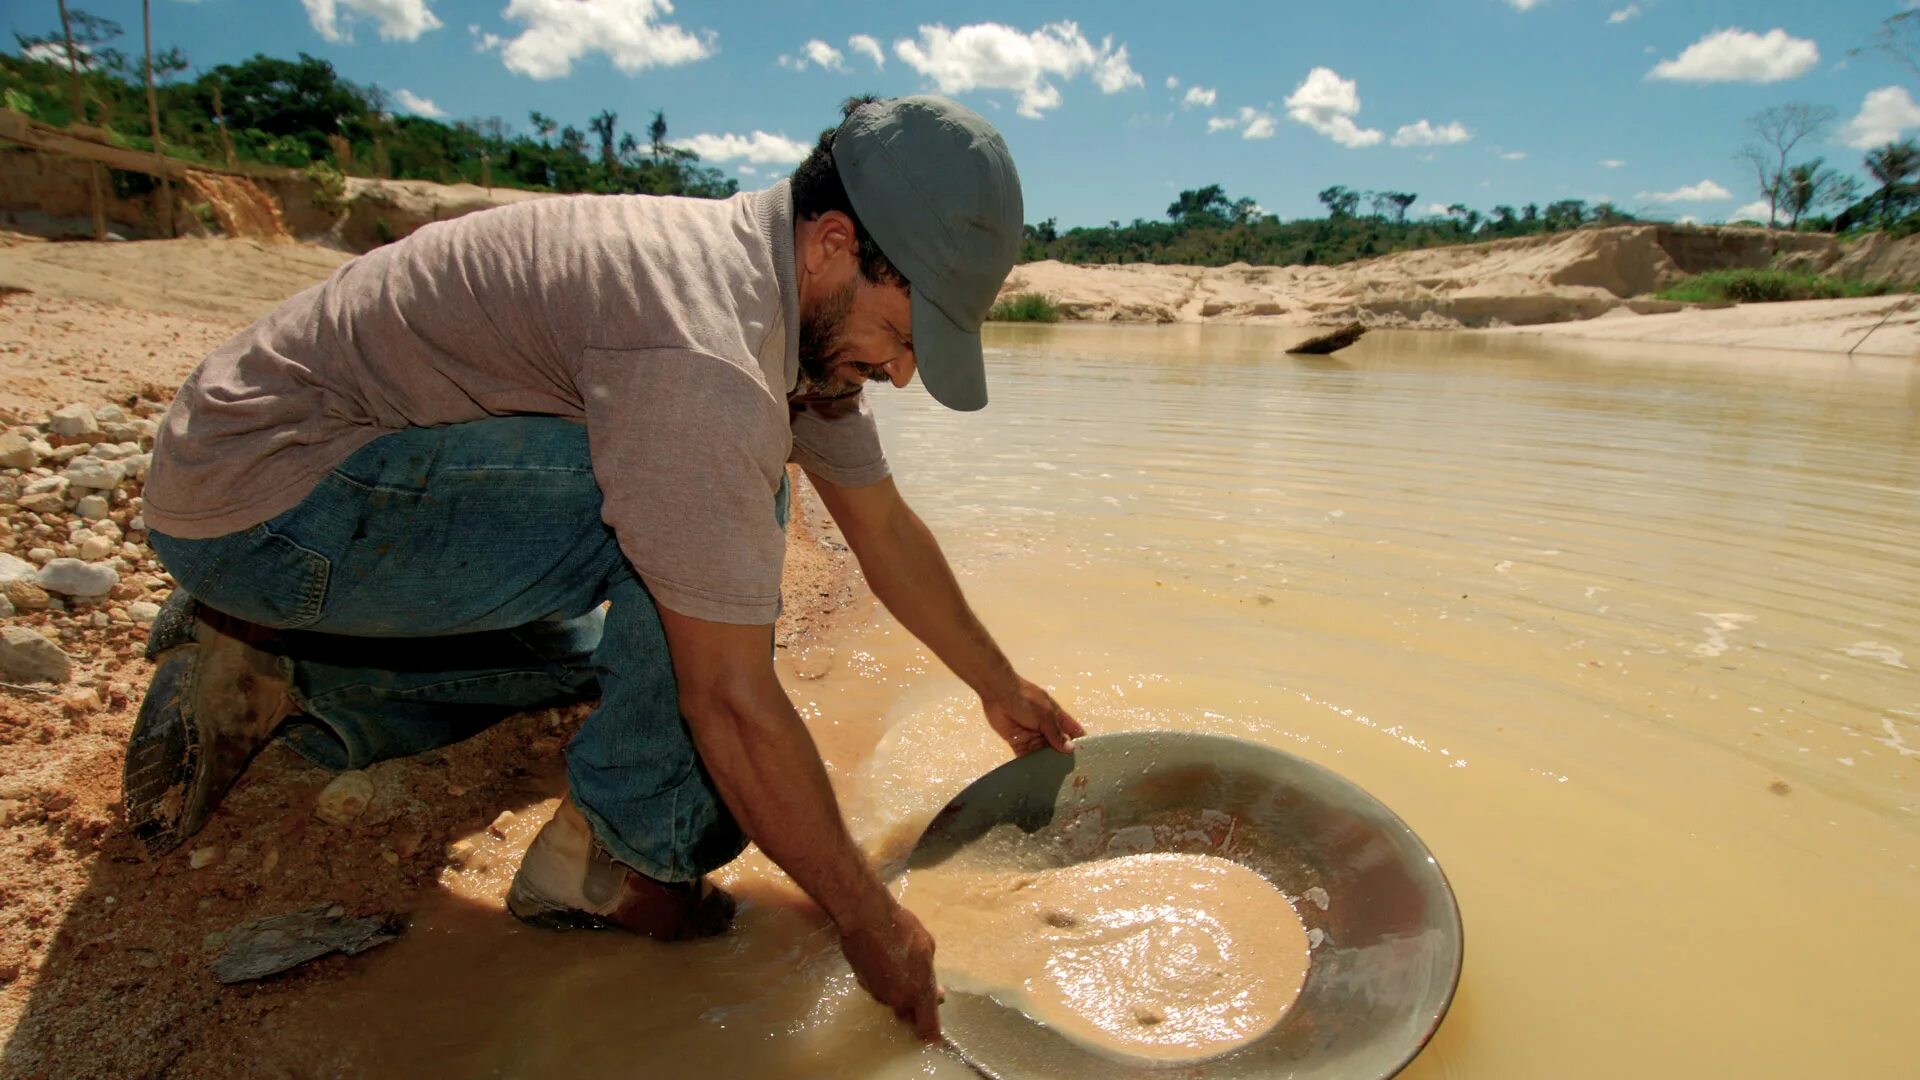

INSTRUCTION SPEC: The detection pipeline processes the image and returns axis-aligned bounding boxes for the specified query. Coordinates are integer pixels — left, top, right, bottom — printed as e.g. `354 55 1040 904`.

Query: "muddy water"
285 325 1919 1078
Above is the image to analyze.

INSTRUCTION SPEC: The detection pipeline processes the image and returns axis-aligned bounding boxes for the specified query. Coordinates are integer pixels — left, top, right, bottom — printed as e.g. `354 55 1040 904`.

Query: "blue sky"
10 1 1920 226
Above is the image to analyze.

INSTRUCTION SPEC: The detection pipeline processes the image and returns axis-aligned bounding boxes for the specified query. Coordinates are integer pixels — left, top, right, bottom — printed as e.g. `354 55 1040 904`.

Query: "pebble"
74 495 110 520
48 403 99 438
0 433 36 469
78 535 114 561
0 594 12 619
4 580 50 611
37 558 118 597
315 770 375 825
445 839 492 870
63 459 124 491
26 548 56 565
487 810 517 838
63 688 101 714
0 553 35 585
17 493 65 515
93 404 128 425
0 625 70 683
188 846 220 870
128 600 161 624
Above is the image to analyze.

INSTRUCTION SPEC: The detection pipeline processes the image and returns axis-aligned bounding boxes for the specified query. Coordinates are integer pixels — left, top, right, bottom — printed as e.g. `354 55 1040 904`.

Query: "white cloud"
1165 75 1179 90
1391 119 1472 147
1841 86 1920 149
1608 4 1641 24
1424 202 1455 217
1676 214 1700 225
392 88 445 117
1649 28 1819 84
670 130 811 165
302 0 442 44
1182 86 1217 109
847 34 884 70
1507 0 1543 9
893 21 1141 118
1498 149 1528 160
1600 158 1627 169
21 41 90 70
1208 106 1277 139
737 164 757 175
495 0 713 80
1730 200 1773 221
1638 179 1732 202
1284 67 1382 148
780 39 846 72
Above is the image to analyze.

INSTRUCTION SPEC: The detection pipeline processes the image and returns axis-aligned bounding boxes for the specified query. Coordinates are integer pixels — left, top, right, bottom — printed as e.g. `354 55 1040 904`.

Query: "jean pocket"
188 523 333 630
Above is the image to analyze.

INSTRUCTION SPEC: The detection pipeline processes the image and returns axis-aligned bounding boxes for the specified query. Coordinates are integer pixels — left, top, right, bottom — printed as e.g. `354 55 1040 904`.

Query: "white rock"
188 846 219 870
17 493 63 514
0 553 35 586
73 495 110 520
315 771 375 825
26 547 55 565
128 600 161 624
0 594 13 619
93 404 129 425
48 404 99 438
0 625 71 683
36 558 118 597
128 515 146 533
45 444 85 465
24 475 68 497
63 459 124 491
129 453 152 480
0 433 36 470
92 442 135 462
78 536 114 561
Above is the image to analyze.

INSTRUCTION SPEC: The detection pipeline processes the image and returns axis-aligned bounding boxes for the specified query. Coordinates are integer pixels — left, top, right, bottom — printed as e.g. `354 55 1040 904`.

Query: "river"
292 324 1920 1078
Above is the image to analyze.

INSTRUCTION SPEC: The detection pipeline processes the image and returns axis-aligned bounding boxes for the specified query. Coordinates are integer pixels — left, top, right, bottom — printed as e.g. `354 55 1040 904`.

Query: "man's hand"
983 676 1085 756
840 902 943 1041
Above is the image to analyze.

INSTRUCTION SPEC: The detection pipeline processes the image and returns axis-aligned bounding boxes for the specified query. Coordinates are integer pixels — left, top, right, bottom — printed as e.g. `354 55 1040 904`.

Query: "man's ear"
804 210 858 276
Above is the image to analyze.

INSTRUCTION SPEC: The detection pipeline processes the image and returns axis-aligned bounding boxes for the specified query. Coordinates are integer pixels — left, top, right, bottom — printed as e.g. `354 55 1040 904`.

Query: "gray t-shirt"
142 181 889 624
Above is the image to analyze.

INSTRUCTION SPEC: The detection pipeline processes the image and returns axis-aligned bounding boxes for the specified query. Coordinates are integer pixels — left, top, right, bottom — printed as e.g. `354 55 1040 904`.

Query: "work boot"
122 590 298 854
507 794 737 940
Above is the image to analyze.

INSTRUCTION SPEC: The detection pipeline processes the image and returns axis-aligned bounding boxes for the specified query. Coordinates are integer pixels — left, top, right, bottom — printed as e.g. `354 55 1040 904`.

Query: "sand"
907 849 1309 1063
1000 225 1920 357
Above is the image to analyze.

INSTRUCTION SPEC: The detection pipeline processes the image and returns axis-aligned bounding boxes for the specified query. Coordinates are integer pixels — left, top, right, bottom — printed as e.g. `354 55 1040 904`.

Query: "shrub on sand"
1654 269 1894 304
987 292 1061 322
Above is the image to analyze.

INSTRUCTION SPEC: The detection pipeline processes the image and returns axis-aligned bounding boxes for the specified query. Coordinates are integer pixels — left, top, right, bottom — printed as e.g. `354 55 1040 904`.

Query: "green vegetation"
1022 183 1640 268
4 12 736 198
986 292 1061 322
1653 269 1897 305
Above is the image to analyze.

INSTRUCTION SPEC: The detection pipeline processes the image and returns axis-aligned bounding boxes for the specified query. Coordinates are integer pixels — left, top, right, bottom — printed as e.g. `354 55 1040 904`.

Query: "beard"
794 279 874 402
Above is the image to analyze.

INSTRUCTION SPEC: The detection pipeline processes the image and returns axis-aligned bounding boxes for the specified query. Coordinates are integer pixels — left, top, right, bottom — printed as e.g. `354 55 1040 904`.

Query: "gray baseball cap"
832 96 1023 412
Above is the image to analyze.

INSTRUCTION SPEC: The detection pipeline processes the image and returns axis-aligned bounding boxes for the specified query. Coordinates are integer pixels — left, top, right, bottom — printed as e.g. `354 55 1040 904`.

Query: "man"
123 95 1083 1038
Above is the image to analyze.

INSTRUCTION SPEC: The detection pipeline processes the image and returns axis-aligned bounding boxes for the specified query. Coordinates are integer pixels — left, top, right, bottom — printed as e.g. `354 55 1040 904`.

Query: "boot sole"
122 648 205 855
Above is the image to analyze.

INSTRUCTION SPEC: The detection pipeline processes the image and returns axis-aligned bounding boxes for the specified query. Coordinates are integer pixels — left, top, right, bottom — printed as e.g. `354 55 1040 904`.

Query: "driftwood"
209 904 403 983
1286 322 1367 355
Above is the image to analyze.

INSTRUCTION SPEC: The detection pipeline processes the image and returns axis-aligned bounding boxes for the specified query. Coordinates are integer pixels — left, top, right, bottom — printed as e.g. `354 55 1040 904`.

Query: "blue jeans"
150 417 788 882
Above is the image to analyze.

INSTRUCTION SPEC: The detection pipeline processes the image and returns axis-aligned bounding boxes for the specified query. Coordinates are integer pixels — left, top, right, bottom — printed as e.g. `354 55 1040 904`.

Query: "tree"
1317 185 1360 218
648 109 668 158
1862 9 1919 77
1779 158 1859 228
1384 191 1417 224
1543 199 1588 231
1864 138 1920 226
1738 104 1837 228
1167 184 1231 223
589 109 617 167
528 110 556 142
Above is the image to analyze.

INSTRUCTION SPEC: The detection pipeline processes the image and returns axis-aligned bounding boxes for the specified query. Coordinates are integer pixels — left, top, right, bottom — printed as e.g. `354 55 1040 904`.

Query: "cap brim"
912 289 988 412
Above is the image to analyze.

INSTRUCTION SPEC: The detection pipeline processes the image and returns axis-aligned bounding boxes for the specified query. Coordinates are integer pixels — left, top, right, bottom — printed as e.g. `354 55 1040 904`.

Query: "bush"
987 292 1060 322
304 160 348 215
1654 269 1895 304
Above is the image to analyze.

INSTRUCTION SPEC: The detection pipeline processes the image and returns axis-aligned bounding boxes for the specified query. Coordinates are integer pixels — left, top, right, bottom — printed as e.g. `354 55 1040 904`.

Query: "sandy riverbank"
1000 225 1920 356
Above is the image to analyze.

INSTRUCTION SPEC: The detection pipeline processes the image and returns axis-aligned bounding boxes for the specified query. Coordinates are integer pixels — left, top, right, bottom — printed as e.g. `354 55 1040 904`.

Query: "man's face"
795 275 916 402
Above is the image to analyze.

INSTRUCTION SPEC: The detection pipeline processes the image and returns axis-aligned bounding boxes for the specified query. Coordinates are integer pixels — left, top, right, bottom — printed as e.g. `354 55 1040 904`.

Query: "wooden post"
58 0 107 241
211 83 235 169
142 0 174 237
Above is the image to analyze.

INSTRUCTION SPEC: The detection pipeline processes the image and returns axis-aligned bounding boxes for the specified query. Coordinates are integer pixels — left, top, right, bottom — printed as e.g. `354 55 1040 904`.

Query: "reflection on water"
293 325 1920 1078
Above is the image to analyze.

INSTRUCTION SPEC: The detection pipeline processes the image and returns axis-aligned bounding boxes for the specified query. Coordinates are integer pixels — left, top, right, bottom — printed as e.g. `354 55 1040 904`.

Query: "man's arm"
658 609 940 1039
806 473 1084 755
